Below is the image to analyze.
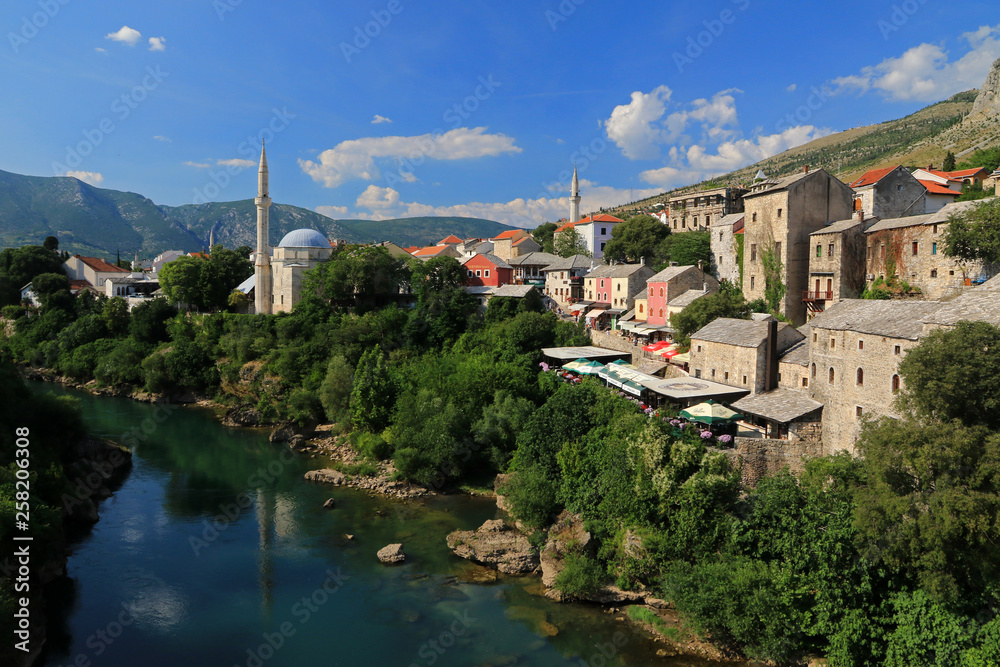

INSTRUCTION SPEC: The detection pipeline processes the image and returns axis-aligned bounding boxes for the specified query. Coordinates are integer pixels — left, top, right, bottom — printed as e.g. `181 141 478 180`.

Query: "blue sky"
1 0 999 228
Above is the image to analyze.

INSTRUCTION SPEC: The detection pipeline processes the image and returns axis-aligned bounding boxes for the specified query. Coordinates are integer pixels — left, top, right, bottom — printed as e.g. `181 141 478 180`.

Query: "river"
34 383 737 667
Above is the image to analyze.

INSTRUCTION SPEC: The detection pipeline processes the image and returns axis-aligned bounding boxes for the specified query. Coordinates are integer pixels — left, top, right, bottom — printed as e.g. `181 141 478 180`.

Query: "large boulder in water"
377 543 406 564
446 519 539 575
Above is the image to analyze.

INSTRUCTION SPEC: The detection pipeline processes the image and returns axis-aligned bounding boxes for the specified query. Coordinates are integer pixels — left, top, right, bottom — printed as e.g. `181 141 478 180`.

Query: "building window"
777 208 783 218
816 244 822 258
857 368 864 386
467 270 474 277
718 255 723 266
617 283 621 292
659 287 664 297
601 227 606 235
658 308 664 318
649 287 653 296
856 406 863 418
858 339 864 350
639 304 644 313
711 369 716 378
933 224 939 234
813 332 817 342
743 375 748 385
830 338 836 349
719 232 724 241
750 276 755 289
931 269 938 278
829 367 835 384
894 345 901 355
724 371 729 380
484 269 490 277
811 363 816 378
697 345 702 353
476 269 482 277
912 241 918 255
750 244 757 261
695 369 701 378
752 212 757 222
802 377 808 387
932 242 937 255
828 243 834 257
892 374 900 393
600 242 606 251
950 270 955 276
880 244 886 259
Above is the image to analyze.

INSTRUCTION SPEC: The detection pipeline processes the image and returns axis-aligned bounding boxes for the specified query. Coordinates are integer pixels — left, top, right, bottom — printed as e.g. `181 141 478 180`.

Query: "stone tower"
570 165 581 223
254 143 273 315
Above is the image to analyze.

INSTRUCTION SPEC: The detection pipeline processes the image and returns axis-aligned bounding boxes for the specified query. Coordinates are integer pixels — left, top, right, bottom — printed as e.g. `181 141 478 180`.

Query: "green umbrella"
574 360 607 375
678 399 741 425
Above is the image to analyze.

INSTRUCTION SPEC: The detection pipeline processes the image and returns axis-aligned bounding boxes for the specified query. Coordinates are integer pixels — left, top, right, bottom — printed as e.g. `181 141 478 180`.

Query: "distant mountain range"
0 169 513 258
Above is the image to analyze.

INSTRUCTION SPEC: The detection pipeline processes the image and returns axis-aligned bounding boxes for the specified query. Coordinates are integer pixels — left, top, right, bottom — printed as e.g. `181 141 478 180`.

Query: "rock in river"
446 519 539 575
377 543 406 564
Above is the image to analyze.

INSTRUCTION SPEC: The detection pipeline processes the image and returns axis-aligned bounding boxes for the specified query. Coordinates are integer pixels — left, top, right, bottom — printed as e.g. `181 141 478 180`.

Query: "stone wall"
866 223 982 300
809 221 867 306
690 340 764 393
711 222 740 285
725 435 823 487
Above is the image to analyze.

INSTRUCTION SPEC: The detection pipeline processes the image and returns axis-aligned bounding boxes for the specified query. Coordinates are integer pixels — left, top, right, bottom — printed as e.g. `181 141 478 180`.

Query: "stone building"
668 186 746 231
271 229 334 313
741 167 854 325
804 212 871 316
491 230 538 261
583 263 654 310
864 200 987 300
710 213 744 285
644 264 718 326
688 317 804 395
666 288 712 321
507 252 561 284
554 214 623 260
848 165 926 219
777 329 811 391
804 299 943 454
542 254 593 306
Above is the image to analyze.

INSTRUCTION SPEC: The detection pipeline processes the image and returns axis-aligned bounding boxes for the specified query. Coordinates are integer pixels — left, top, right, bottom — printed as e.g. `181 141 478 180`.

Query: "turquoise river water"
33 383 744 667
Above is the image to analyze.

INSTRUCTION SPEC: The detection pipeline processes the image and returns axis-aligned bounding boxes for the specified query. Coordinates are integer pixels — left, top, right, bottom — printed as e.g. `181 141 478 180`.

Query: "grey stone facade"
850 165 927 219
710 213 744 285
669 186 746 231
689 318 804 395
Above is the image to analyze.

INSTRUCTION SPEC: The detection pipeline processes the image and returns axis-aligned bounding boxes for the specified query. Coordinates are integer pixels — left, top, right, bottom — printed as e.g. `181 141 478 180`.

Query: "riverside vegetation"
2 241 1000 665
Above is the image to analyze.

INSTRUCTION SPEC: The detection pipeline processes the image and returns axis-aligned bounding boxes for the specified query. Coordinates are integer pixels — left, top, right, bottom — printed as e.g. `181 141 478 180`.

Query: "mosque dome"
277 229 330 248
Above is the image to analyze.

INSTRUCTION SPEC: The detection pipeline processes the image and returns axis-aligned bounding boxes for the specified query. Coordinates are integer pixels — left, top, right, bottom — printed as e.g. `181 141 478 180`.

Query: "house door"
814 279 820 295
826 279 832 297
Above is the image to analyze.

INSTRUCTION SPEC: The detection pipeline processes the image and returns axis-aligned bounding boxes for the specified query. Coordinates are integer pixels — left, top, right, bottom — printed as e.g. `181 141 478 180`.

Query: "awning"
622 381 645 397
620 308 636 322
619 323 639 332
568 303 588 313
586 309 607 319
671 352 690 364
605 309 625 316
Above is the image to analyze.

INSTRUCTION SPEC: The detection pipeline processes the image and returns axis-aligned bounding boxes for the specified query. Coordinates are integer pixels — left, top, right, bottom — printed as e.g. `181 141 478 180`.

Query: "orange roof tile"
189 252 210 259
921 169 962 183
575 214 624 223
404 246 420 253
850 166 898 188
946 167 989 179
437 235 464 245
492 229 525 240
412 246 449 257
74 255 129 273
512 236 537 245
918 180 961 196
555 221 576 233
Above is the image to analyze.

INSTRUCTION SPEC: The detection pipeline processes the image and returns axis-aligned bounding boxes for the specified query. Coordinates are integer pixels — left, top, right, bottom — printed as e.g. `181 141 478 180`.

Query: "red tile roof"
555 221 576 233
404 246 420 253
492 229 525 240
437 235 464 245
920 169 962 183
68 279 90 290
74 255 129 273
188 252 210 259
576 214 624 223
918 180 961 196
512 236 536 245
946 167 989 179
412 246 450 257
850 166 898 188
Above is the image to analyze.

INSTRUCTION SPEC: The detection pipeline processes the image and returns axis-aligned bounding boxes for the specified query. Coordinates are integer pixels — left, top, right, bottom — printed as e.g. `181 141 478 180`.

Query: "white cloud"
603 85 673 160
217 158 255 168
106 26 142 47
831 25 1000 102
786 84 797 93
184 161 211 169
153 135 171 142
95 47 107 54
299 127 522 188
64 171 104 185
371 114 392 124
329 181 659 229
148 37 166 52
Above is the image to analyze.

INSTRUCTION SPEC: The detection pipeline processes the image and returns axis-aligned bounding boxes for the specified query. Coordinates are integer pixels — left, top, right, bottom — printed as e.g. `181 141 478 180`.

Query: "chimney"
640 256 645 266
857 209 865 223
765 319 779 391
927 164 934 171
803 165 810 174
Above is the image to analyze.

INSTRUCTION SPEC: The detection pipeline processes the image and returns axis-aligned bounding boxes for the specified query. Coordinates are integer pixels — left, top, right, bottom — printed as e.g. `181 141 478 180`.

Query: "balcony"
802 290 833 302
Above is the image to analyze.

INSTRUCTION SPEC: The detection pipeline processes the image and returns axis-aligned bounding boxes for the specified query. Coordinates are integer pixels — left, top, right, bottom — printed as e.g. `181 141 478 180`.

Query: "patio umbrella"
659 348 680 359
679 400 741 425
574 360 607 375
562 361 583 371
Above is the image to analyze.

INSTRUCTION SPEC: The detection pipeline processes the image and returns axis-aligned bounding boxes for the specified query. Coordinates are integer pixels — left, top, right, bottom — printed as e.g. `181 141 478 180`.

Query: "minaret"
209 225 216 251
570 165 581 223
254 143 273 315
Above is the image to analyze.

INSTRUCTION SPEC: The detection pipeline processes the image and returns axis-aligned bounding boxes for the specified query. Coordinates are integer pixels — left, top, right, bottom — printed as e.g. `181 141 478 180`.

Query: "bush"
350 431 393 461
553 553 606 598
497 464 560 531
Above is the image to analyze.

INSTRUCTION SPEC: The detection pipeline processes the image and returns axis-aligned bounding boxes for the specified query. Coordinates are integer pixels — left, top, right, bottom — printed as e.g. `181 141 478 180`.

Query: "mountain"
608 59 1000 218
0 169 513 257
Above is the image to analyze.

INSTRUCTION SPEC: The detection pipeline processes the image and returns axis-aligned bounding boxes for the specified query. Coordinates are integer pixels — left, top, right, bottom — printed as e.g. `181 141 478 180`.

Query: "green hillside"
0 169 514 257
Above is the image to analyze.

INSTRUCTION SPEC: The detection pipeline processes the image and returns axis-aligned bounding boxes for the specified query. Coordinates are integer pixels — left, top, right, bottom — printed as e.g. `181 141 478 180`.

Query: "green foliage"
553 227 591 258
0 245 65 307
128 297 177 344
102 296 130 337
944 197 1000 266
497 464 559 531
532 222 557 253
603 215 670 264
318 355 354 424
158 249 252 311
884 590 975 667
299 246 408 315
349 431 393 461
956 182 993 202
759 243 786 313
956 146 1000 173
659 231 711 269
671 280 752 347
943 151 957 171
553 553 607 597
350 345 396 432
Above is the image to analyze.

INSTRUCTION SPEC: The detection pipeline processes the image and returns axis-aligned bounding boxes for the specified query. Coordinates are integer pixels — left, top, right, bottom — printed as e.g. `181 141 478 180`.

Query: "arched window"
857 368 864 386
649 287 653 296
892 374 900 393
811 363 816 379
658 308 664 318
829 367 835 384
659 287 664 297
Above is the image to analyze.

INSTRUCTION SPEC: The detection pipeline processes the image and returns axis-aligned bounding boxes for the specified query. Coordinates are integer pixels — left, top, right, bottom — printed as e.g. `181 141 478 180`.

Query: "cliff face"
971 57 1000 117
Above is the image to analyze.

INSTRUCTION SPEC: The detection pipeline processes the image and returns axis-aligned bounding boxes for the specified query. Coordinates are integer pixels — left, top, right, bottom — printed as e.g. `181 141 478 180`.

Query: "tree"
410 256 465 303
603 215 669 263
661 231 711 268
319 355 354 424
128 297 177 345
101 296 130 337
760 244 786 314
0 245 65 306
43 236 59 251
553 227 591 258
227 289 250 312
897 320 1000 430
671 281 752 346
350 345 396 432
200 246 253 310
158 255 206 309
30 272 71 310
943 197 1000 266
300 246 408 314
943 151 957 171
532 222 557 253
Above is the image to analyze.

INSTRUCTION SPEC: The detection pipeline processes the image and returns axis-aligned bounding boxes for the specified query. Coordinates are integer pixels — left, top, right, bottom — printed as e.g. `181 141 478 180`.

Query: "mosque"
248 144 332 314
